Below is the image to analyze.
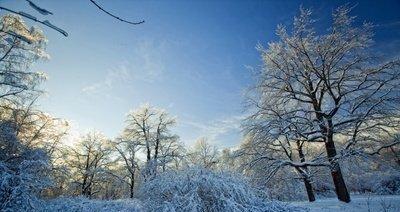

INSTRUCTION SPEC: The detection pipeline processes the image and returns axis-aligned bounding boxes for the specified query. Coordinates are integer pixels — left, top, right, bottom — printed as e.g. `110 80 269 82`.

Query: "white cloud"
132 40 166 82
378 21 400 28
81 39 168 96
182 115 245 147
81 65 130 95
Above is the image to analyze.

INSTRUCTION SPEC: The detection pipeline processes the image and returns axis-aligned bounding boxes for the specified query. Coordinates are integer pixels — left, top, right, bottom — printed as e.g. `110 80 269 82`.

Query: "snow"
39 168 307 212
291 195 400 212
138 167 305 212
42 195 400 212
43 197 142 212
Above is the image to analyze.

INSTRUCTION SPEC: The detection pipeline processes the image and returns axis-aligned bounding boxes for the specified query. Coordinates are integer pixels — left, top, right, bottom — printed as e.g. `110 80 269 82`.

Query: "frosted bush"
0 121 52 211
42 197 143 212
139 167 305 212
372 172 400 195
0 151 51 211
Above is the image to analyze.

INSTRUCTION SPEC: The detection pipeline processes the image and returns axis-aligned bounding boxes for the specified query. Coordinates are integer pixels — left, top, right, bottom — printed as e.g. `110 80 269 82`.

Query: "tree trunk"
130 172 135 198
295 166 316 202
303 178 315 202
389 147 400 166
296 141 316 202
325 133 351 203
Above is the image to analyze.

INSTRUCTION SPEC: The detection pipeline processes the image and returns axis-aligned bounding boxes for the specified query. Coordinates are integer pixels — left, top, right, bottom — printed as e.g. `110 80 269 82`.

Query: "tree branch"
89 0 145 25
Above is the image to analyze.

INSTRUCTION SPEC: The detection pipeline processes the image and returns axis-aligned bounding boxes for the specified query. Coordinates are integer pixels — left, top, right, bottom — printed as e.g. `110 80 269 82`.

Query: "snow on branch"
0 6 68 37
25 0 53 15
369 140 400 156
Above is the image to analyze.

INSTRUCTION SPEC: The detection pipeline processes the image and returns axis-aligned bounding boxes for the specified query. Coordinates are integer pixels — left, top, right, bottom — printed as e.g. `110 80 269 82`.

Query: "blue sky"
1 0 399 148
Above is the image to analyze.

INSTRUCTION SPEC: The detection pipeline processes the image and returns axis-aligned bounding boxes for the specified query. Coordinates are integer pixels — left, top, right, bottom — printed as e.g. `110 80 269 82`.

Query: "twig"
89 0 144 25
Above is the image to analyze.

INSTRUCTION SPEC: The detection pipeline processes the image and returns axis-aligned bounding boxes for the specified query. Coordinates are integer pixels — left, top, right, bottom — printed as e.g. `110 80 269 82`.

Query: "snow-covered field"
291 195 400 212
43 198 143 212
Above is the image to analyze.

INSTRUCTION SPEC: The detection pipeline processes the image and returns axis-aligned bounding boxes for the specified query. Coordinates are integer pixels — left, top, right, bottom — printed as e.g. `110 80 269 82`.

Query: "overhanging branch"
89 0 145 25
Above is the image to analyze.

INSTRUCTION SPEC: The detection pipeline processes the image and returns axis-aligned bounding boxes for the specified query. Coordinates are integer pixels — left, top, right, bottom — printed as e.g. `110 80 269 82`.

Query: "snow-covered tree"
187 137 219 169
122 104 178 179
114 138 142 198
0 120 52 211
67 132 113 197
0 12 61 210
217 148 238 171
156 135 185 172
246 5 400 202
0 100 70 198
0 14 48 104
237 133 321 202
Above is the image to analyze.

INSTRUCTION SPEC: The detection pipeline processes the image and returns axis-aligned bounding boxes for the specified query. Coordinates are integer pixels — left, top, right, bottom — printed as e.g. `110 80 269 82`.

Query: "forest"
1 0 400 211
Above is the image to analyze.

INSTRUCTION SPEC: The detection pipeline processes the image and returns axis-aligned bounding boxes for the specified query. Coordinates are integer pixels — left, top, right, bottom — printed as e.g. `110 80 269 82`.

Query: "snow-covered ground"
291 195 400 212
43 197 143 212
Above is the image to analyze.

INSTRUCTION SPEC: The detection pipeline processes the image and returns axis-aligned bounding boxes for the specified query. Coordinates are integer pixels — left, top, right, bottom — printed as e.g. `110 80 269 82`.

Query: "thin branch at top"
0 6 68 37
25 0 53 15
89 0 145 25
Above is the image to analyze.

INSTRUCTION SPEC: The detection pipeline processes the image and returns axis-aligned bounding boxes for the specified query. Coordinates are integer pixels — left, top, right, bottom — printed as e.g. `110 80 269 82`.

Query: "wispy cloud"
377 21 400 28
81 39 168 96
182 115 245 147
131 39 166 82
81 64 131 95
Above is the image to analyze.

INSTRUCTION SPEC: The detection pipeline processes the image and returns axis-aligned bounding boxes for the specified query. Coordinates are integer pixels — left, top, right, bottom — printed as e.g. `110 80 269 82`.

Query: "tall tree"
0 13 61 210
238 129 321 202
156 135 184 172
187 137 219 169
122 104 177 179
0 100 69 197
0 14 48 104
68 132 113 197
114 138 141 198
248 6 400 202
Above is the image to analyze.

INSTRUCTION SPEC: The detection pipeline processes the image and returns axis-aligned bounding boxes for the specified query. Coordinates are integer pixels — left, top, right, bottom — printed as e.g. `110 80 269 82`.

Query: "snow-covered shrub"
261 167 311 201
372 172 400 195
341 156 400 195
42 197 143 212
138 167 304 212
0 121 52 211
0 150 51 211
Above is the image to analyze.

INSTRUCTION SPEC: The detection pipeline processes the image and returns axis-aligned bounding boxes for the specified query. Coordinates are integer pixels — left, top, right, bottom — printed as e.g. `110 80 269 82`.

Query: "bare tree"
187 137 219 169
122 104 177 180
218 148 237 171
0 11 67 155
246 5 400 202
114 138 141 198
0 11 69 206
239 126 322 202
68 132 113 197
157 135 184 172
0 14 48 104
0 100 69 197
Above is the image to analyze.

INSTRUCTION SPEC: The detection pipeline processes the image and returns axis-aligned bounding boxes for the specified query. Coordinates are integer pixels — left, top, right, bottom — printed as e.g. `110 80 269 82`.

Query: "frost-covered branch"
0 6 68 37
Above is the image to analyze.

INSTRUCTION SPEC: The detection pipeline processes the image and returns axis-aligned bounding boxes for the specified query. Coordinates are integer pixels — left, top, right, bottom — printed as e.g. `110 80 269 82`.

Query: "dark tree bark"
303 178 315 202
296 141 316 202
130 172 135 198
325 131 350 203
313 98 350 202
